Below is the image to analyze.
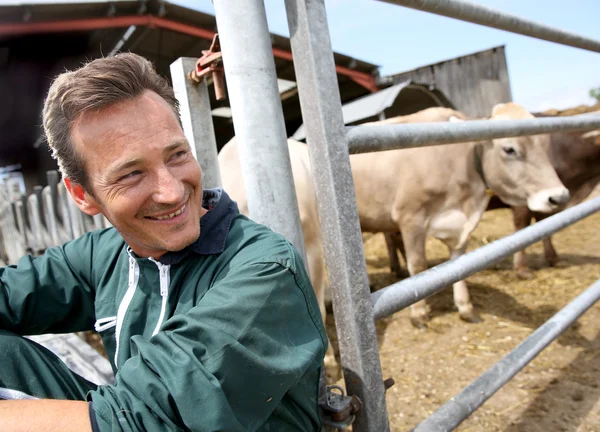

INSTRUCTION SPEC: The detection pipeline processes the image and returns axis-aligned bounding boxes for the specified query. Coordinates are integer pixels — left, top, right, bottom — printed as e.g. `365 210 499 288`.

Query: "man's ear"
64 178 102 216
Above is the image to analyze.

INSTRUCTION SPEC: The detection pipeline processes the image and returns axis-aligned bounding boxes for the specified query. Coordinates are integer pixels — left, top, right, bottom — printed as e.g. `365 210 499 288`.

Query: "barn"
378 45 513 119
292 45 513 138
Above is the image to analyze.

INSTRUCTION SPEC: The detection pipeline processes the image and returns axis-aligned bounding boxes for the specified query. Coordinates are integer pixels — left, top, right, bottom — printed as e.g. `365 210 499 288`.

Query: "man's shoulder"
64 226 125 258
224 214 303 274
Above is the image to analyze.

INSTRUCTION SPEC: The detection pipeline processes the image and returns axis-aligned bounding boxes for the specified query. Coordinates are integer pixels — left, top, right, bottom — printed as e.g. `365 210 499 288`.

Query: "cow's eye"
503 146 517 156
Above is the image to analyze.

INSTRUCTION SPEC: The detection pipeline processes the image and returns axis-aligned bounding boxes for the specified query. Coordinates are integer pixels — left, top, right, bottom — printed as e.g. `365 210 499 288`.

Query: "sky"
171 0 600 113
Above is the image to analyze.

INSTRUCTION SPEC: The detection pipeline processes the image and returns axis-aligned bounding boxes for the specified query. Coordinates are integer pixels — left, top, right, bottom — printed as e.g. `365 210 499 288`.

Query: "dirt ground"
338 207 600 431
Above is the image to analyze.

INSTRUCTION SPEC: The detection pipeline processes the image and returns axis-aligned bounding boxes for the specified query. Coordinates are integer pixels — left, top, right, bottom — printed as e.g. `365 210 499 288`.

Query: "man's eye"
170 150 188 161
119 171 141 181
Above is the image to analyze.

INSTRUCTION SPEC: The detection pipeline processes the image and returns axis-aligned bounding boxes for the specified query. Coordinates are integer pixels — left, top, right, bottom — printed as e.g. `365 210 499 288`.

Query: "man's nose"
153 168 185 204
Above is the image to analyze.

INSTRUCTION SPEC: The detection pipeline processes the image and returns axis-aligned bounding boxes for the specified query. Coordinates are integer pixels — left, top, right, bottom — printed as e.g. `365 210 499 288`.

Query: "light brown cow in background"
219 103 570 371
352 103 569 327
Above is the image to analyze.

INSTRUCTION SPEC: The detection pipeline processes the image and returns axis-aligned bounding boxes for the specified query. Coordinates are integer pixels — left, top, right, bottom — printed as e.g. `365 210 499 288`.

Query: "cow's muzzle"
527 187 570 213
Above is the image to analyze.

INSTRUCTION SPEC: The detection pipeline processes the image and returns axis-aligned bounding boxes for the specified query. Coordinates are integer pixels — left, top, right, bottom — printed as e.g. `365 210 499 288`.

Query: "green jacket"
0 189 327 431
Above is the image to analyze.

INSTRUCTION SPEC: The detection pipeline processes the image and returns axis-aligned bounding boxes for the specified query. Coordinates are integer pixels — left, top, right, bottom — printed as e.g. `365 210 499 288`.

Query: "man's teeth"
154 204 185 220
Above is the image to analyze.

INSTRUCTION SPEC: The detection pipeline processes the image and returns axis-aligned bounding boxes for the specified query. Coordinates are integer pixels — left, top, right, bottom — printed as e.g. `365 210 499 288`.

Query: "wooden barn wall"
388 47 512 118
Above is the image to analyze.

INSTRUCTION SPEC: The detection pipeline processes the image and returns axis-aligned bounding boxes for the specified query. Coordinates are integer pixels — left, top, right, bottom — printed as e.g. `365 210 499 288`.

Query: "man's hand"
0 400 92 432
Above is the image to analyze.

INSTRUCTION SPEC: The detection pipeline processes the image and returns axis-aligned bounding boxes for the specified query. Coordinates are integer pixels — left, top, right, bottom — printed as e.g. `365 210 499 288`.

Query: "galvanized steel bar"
170 58 222 189
372 196 600 320
212 0 307 261
378 0 600 53
67 196 85 239
285 1 390 430
46 171 60 223
27 194 45 253
42 186 61 247
347 113 600 154
14 200 28 249
57 183 75 240
413 278 600 432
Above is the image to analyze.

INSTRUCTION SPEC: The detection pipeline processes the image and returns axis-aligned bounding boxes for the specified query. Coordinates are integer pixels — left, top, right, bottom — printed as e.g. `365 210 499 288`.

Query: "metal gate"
185 1 600 430
2 1 600 430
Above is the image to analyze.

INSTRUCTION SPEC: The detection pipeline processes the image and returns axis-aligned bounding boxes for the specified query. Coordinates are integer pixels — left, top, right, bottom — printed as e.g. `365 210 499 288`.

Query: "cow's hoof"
459 310 481 323
394 268 410 278
410 316 429 329
548 258 568 268
516 268 535 280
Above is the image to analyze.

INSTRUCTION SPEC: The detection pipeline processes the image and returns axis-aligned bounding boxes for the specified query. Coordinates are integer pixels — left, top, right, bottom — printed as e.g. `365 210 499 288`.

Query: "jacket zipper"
94 316 117 332
114 252 140 368
149 258 170 337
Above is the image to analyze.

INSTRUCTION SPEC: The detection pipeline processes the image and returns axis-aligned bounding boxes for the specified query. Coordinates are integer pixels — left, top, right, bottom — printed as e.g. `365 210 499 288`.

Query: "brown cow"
511 128 600 278
387 125 600 281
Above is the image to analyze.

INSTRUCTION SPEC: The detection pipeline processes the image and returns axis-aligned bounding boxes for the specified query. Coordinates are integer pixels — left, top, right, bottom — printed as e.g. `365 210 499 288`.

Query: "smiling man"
0 53 327 431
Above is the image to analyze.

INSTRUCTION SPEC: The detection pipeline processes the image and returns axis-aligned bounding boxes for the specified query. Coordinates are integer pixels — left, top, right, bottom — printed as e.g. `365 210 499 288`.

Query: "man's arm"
0 233 97 335
0 400 91 432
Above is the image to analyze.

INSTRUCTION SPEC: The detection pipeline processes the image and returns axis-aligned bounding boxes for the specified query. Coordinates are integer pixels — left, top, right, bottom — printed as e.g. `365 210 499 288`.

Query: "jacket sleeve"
0 233 97 334
89 249 327 431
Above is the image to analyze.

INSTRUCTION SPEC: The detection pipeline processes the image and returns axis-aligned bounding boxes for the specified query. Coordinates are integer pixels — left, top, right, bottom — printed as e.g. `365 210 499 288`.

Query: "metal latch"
319 385 362 430
188 34 226 101
319 378 394 430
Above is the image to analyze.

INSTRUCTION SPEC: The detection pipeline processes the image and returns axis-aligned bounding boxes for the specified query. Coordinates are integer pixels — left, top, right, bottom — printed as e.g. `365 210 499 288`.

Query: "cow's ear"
581 129 600 145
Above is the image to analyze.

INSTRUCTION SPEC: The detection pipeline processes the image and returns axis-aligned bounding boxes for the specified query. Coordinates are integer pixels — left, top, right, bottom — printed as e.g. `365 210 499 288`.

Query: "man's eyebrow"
164 140 189 154
108 158 144 177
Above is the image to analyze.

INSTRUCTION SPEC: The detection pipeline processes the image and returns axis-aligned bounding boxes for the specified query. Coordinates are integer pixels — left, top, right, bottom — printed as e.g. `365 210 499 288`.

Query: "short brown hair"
43 52 180 189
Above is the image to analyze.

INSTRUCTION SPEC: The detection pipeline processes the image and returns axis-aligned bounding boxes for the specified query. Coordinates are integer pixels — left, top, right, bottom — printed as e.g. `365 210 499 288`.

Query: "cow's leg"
306 240 341 382
512 206 535 280
444 242 479 323
384 233 402 276
533 214 562 267
385 232 407 277
543 236 561 266
400 225 430 328
394 232 408 276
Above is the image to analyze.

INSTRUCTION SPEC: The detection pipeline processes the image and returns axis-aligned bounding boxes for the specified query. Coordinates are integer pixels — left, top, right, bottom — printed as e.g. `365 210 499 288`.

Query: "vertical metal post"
27 194 44 253
46 170 60 222
170 58 222 189
57 182 74 240
285 1 390 431
212 0 307 261
42 186 61 246
14 200 28 250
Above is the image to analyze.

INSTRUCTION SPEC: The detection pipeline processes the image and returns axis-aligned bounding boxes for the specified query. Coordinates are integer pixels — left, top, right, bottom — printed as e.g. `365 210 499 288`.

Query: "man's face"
69 90 205 259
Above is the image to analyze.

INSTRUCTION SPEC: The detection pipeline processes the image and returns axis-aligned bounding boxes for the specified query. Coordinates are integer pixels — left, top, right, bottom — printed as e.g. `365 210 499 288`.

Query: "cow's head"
481 103 569 213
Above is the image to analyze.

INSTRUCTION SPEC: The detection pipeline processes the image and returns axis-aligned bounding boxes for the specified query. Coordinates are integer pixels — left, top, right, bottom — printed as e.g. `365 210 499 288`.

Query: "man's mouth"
147 203 186 221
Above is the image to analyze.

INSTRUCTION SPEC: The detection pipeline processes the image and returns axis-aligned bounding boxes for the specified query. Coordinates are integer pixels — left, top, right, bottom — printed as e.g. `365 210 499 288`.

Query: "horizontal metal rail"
371 195 600 320
347 112 600 154
412 278 600 432
378 0 600 53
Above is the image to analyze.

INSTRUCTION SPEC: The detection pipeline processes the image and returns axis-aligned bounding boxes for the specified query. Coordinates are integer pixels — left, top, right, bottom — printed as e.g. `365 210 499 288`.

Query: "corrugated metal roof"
292 81 410 140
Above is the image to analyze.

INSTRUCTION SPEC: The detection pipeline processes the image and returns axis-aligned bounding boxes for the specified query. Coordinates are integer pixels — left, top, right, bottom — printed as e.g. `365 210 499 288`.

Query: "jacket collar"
157 188 238 265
